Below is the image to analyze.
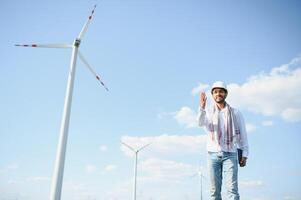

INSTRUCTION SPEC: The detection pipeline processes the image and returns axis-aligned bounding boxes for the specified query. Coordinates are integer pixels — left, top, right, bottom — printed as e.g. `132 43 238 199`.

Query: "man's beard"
214 96 226 104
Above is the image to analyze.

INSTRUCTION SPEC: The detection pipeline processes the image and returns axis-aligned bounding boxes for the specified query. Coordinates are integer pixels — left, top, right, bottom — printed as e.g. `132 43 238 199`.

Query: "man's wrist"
199 106 205 111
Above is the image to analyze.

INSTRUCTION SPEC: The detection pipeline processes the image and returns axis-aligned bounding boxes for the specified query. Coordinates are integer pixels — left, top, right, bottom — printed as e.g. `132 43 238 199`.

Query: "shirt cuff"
199 106 205 112
242 150 248 158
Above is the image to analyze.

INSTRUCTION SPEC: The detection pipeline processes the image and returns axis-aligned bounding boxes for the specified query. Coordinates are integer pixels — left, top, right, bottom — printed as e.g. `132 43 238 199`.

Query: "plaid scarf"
208 103 241 150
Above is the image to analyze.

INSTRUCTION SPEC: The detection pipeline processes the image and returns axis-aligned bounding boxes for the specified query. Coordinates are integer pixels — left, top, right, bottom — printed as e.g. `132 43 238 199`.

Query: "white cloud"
225 56 301 122
121 134 207 157
26 176 50 182
140 158 196 181
281 108 301 122
7 163 18 170
62 181 99 200
157 111 175 119
103 164 117 172
262 120 273 126
174 106 198 128
0 163 19 174
240 180 264 188
246 123 257 133
105 180 132 200
7 179 21 185
191 83 210 96
85 164 97 173
99 145 107 152
284 196 295 200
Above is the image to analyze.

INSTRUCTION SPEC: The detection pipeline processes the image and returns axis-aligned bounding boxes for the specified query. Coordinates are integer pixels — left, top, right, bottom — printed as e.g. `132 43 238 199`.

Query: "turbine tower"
15 5 108 200
122 142 151 200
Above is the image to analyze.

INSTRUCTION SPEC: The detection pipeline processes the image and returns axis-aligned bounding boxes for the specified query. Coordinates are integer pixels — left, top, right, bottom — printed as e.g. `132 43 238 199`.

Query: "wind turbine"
15 5 108 200
122 142 151 200
191 166 206 200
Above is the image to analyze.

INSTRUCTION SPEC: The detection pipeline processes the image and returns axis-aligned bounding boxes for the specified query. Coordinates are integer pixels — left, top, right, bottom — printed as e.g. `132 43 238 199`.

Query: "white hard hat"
211 81 228 93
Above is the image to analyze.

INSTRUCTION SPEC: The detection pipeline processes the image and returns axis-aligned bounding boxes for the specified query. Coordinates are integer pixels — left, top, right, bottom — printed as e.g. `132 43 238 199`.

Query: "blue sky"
1 0 301 199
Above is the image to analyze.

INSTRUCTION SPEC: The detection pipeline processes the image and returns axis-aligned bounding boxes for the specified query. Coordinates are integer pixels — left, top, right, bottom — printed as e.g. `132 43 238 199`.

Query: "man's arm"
236 110 249 167
197 92 207 127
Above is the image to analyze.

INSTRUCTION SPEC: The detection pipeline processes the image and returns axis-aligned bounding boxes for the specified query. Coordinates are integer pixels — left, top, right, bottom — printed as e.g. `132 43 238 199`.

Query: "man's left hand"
239 157 247 167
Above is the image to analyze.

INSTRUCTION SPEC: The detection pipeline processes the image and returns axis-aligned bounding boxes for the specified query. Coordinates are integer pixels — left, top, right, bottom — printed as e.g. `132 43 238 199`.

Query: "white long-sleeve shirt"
197 106 249 157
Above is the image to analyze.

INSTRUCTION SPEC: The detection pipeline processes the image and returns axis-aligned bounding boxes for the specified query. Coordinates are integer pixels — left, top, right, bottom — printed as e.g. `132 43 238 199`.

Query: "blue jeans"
208 152 240 200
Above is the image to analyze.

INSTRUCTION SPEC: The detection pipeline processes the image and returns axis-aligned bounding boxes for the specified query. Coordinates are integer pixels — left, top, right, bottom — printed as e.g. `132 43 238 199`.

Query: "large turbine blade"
78 5 97 40
78 51 109 91
15 43 72 48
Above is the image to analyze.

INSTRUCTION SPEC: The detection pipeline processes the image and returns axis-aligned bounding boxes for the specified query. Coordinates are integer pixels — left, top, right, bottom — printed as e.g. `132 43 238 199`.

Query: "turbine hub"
74 39 81 47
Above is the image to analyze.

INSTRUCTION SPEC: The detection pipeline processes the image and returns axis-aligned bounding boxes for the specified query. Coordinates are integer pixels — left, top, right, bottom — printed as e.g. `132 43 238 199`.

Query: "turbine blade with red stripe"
78 51 109 91
78 5 97 40
15 44 72 48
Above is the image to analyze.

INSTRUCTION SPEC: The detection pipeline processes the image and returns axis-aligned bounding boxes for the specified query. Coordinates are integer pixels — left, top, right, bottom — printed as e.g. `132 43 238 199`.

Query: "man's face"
212 88 227 103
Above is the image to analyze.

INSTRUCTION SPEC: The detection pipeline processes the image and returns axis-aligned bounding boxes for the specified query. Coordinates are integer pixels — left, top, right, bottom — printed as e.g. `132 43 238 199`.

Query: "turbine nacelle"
73 39 81 47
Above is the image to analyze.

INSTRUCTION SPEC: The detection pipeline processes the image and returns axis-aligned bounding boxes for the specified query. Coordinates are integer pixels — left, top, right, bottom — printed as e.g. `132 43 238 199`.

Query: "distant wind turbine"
15 5 108 200
191 166 206 200
122 142 151 200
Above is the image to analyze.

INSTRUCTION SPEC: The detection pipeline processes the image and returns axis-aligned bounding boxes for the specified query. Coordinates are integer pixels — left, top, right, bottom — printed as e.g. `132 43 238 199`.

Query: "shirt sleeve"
236 110 249 158
197 106 211 132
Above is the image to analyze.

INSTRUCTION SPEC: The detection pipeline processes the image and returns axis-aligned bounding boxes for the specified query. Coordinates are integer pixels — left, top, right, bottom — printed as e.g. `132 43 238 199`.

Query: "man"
197 81 249 200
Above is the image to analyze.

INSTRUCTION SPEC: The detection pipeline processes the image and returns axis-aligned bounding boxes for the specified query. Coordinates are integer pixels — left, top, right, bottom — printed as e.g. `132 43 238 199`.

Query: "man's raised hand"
200 92 207 109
